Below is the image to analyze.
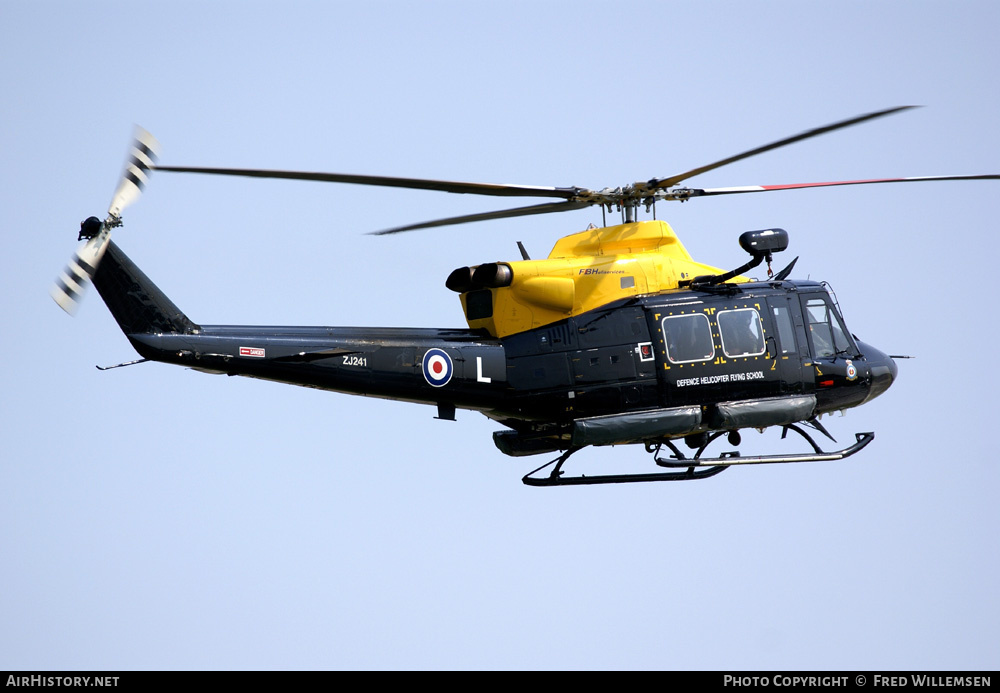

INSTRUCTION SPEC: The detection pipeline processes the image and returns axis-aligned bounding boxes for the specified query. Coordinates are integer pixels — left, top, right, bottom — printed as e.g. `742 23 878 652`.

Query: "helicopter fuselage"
96 240 896 459
65 108 990 482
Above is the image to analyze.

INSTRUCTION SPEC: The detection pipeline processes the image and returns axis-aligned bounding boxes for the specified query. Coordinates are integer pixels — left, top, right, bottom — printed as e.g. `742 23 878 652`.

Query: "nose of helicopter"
857 341 897 402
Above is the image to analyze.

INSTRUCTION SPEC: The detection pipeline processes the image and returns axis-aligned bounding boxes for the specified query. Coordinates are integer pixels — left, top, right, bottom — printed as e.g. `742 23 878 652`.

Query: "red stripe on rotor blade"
760 179 899 190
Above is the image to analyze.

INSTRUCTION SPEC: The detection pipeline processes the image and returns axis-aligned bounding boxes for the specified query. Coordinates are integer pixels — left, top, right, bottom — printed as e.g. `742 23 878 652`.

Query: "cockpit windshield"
804 296 855 359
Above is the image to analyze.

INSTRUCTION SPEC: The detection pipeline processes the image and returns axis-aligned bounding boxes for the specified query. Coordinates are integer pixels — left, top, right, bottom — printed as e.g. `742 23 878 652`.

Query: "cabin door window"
661 313 715 364
717 308 766 358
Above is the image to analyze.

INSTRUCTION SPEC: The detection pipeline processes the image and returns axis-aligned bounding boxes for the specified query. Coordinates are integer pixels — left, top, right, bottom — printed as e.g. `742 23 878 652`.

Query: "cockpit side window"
662 313 715 364
804 297 853 358
718 308 766 358
771 304 797 355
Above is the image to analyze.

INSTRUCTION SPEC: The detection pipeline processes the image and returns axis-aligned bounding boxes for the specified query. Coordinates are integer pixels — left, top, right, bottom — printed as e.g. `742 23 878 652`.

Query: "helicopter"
52 106 998 486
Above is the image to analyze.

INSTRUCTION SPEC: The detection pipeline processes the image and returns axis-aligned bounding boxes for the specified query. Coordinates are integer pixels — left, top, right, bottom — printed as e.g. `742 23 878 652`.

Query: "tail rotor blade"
54 126 159 316
108 126 160 219
51 220 111 314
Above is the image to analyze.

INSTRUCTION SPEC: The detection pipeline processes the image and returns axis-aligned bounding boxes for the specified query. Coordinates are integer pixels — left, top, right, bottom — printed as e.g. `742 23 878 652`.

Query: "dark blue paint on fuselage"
94 241 896 449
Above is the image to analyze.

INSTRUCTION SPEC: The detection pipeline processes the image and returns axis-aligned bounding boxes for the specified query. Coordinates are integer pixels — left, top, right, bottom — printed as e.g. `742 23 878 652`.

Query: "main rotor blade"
688 173 1000 198
649 106 918 190
155 165 582 199
370 200 592 235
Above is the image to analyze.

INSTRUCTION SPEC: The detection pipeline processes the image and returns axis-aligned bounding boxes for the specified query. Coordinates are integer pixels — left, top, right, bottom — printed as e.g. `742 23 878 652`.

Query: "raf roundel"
422 348 454 387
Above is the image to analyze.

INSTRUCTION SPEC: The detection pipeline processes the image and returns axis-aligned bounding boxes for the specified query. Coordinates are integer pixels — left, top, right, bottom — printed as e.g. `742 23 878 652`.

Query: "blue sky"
2 0 998 670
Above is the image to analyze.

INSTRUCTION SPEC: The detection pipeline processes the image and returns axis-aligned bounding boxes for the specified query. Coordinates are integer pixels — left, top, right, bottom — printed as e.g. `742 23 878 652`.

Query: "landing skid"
521 425 874 487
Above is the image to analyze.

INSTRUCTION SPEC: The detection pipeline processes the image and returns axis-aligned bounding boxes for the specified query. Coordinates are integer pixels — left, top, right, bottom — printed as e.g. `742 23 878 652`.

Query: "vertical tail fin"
91 241 199 335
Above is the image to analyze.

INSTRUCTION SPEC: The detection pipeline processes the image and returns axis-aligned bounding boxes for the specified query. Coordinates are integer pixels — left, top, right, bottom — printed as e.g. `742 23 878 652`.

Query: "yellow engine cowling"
455 220 747 338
